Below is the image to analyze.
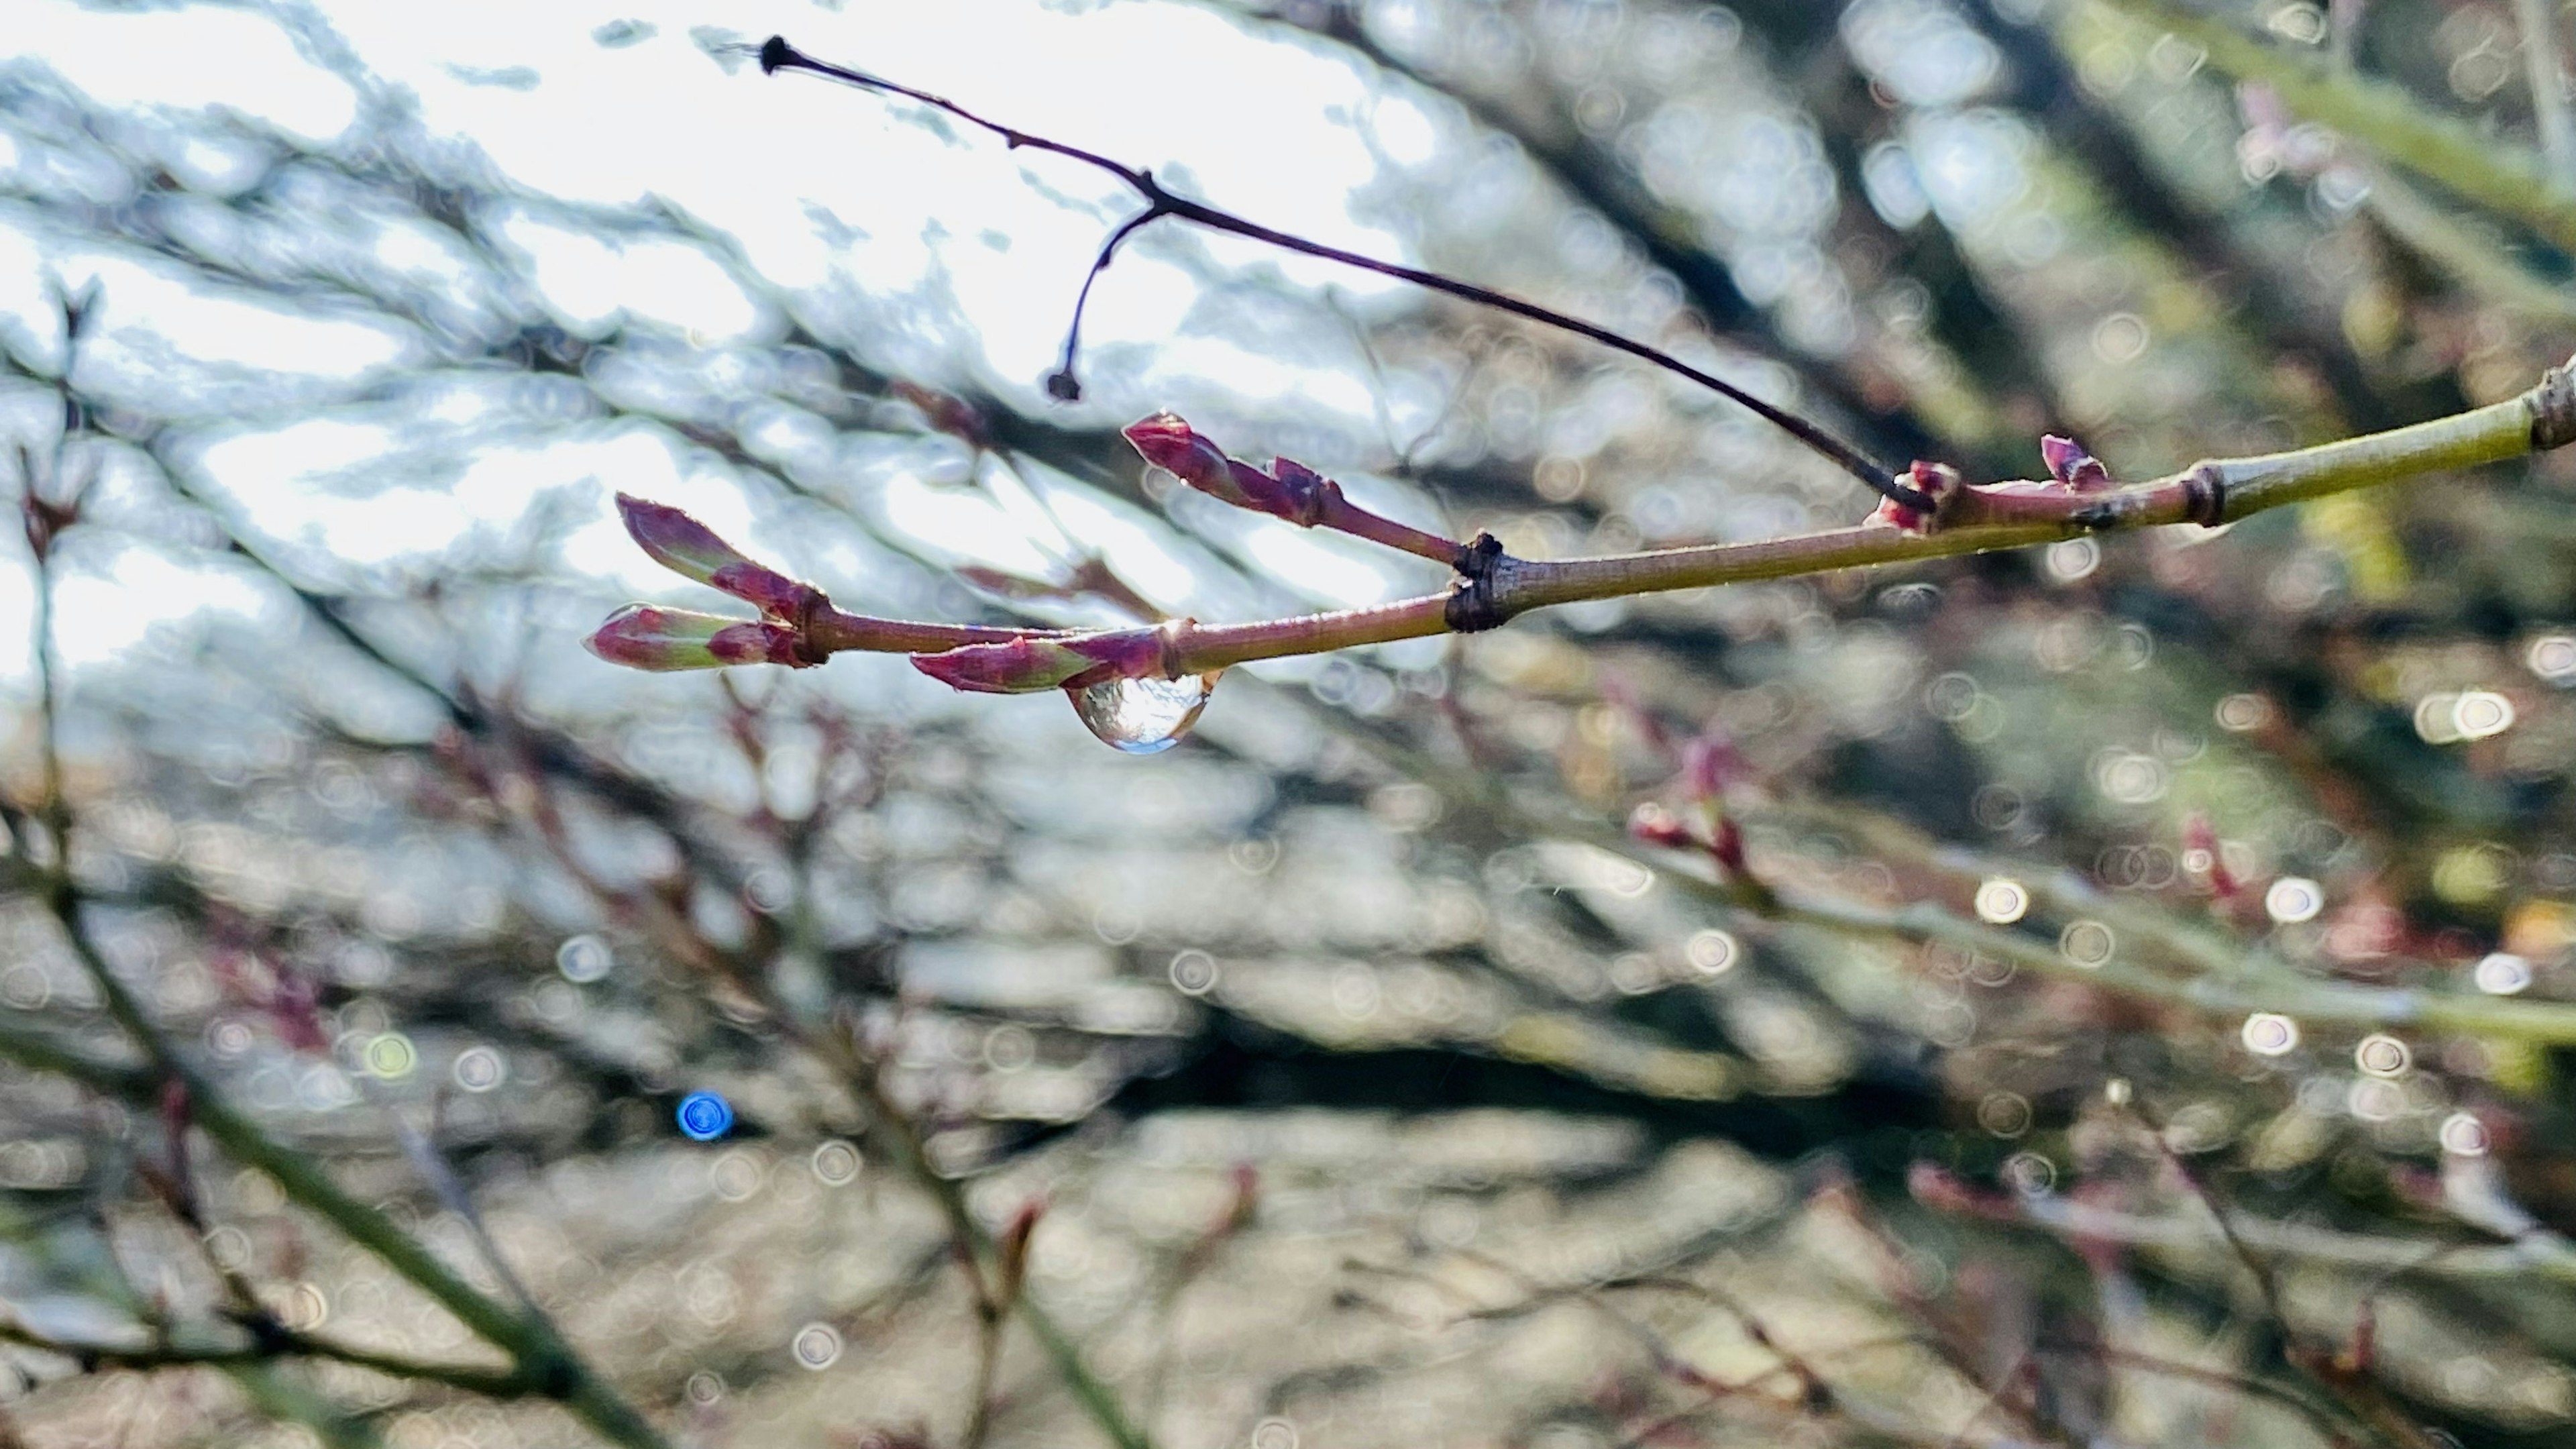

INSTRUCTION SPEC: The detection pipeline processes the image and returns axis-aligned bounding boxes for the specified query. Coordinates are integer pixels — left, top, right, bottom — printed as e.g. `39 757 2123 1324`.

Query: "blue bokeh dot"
676 1090 735 1142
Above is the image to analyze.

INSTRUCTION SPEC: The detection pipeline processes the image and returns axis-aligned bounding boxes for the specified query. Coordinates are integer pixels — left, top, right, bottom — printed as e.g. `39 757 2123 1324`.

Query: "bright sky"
0 0 1448 683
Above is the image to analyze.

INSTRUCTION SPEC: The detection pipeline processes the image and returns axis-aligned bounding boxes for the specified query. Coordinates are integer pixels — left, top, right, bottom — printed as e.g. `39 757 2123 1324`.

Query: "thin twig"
753 36 1922 509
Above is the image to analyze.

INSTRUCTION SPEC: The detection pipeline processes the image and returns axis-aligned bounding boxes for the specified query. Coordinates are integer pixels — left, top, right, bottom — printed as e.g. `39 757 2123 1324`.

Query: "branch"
0 1318 536 1401
593 355 2576 706
751 35 1925 509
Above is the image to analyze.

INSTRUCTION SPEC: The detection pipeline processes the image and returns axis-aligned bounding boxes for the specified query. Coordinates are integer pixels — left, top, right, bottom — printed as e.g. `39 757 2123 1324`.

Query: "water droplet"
2002 1151 2057 1196
2452 690 2514 741
810 1140 862 1185
2439 1111 2490 1157
1252 1419 1299 1449
2058 920 2114 967
362 1032 417 1080
557 934 612 983
791 1322 843 1370
1685 929 1738 975
2043 537 2099 583
685 1371 726 1405
2474 952 2532 996
1977 1091 2032 1137
2241 1012 2300 1057
2346 1077 2404 1122
451 1045 506 1093
1168 949 1218 995
2353 1034 2410 1077
1069 674 1212 753
1974 877 2029 924
2529 633 2576 685
677 1090 735 1142
2214 692 2273 731
2263 876 2323 924
710 1150 763 1200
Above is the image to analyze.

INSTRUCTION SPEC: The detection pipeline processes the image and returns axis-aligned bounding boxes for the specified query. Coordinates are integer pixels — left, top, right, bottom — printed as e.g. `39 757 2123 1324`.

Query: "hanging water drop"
1068 674 1212 753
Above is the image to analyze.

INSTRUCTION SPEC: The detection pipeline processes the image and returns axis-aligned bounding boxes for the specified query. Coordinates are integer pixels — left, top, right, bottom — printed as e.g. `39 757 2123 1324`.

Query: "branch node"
2532 354 2576 449
1444 533 1512 633
2182 463 2229 527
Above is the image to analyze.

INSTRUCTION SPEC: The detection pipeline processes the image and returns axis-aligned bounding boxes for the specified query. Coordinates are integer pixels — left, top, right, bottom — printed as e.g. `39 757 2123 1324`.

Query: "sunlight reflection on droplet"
1070 674 1212 753
556 933 612 982
2473 952 2532 996
2214 692 2273 731
1973 878 2029 924
1976 1091 2031 1137
2001 1150 2056 1195
361 1032 416 1079
810 1140 863 1186
791 1322 843 1371
2043 537 2099 582
2530 635 2576 686
1168 949 1218 996
2438 1112 2490 1157
2058 919 2114 968
2353 1034 2410 1077
450 1045 505 1093
1685 929 1739 975
2347 1076 2404 1122
2241 1012 2300 1057
2263 877 2323 924
2451 691 2514 741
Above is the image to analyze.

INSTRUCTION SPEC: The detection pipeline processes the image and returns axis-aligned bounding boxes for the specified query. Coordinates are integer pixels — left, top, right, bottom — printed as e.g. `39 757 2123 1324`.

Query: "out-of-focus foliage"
6 1 2576 1446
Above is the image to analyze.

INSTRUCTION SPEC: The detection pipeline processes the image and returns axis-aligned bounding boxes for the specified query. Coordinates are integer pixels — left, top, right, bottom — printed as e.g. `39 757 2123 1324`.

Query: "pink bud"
1124 413 1238 494
910 627 1170 695
2038 435 2112 492
616 494 816 616
910 636 1095 694
586 605 804 671
1122 414 1298 519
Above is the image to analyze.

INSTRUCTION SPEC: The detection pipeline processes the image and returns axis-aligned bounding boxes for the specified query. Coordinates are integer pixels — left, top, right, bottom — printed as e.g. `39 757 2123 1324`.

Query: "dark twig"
753 36 1927 511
